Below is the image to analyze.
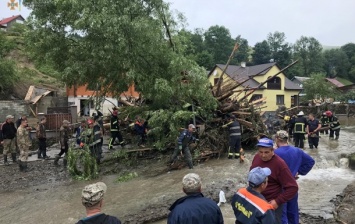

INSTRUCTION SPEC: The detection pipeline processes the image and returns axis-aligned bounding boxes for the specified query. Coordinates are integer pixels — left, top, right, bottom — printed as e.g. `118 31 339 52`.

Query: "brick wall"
0 100 30 122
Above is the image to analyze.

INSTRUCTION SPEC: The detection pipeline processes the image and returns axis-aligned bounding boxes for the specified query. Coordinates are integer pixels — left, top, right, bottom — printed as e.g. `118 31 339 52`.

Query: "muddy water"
0 128 354 224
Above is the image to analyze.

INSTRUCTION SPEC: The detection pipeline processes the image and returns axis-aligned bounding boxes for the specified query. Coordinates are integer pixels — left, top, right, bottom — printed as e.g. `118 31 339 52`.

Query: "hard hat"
87 119 94 125
325 111 332 117
297 111 304 116
284 116 290 121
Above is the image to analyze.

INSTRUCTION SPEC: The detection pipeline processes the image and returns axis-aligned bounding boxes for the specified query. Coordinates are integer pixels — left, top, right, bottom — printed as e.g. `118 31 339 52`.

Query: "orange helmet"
87 119 94 125
325 111 332 117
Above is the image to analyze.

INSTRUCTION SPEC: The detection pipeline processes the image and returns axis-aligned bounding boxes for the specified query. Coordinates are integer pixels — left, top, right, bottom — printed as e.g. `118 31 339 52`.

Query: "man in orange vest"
231 167 276 224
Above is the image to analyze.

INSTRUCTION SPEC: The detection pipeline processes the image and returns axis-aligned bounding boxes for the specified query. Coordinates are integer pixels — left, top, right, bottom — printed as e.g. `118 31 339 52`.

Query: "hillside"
1 29 65 100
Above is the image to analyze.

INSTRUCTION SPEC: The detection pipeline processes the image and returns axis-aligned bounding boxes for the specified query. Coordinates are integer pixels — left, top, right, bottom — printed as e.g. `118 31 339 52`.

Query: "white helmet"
297 111 304 116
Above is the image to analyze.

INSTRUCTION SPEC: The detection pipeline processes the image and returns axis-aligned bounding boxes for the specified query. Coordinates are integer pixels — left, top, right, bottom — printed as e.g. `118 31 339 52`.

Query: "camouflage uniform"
54 124 70 166
17 126 32 171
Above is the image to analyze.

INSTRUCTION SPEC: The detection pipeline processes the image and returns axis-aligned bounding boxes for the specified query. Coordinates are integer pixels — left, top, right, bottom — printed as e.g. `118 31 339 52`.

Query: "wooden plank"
126 148 153 153
236 118 254 128
250 97 267 105
279 106 299 113
25 85 35 101
231 111 251 115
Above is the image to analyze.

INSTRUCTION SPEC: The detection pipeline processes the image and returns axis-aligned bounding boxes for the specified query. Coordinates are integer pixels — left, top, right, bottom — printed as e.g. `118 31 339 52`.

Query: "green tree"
341 43 355 82
25 0 217 149
232 35 249 64
323 49 350 79
204 25 234 64
252 40 271 65
0 31 16 93
303 73 339 100
293 36 324 76
267 31 292 69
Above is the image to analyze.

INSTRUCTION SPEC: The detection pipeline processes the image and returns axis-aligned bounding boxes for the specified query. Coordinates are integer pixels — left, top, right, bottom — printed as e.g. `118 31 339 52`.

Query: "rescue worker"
81 119 103 164
76 120 86 146
288 114 296 140
36 117 49 159
17 119 32 172
320 112 329 135
169 124 197 169
222 114 241 159
54 120 71 166
293 111 307 149
275 130 315 224
306 114 321 149
326 111 340 140
231 167 276 224
134 116 148 148
93 110 104 146
283 115 290 131
1 115 17 165
168 173 224 224
108 108 125 149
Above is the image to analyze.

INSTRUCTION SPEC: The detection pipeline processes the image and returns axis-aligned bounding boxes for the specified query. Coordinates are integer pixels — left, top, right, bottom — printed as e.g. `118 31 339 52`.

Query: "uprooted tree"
25 0 289 173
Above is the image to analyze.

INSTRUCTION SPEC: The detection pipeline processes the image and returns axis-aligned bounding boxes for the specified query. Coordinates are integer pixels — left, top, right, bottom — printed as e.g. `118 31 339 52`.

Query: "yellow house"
208 62 303 111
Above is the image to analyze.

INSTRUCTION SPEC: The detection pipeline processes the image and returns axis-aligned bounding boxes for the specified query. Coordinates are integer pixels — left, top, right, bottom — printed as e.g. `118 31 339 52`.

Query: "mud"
0 128 355 224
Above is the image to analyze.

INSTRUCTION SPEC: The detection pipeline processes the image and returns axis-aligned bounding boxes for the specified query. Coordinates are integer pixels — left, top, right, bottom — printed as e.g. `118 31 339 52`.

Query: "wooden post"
215 43 239 97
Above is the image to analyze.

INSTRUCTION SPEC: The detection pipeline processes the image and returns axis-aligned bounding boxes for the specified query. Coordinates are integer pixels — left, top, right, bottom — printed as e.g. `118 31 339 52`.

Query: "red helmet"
87 119 94 125
325 111 332 117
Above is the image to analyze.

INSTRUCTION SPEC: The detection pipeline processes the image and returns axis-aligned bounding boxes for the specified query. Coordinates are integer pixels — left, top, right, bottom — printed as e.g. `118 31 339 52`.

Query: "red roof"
325 78 345 87
0 15 24 25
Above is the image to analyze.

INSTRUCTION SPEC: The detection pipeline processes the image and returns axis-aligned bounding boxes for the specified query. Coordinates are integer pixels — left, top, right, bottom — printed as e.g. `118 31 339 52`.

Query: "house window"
276 95 284 105
214 78 219 85
267 77 281 90
250 94 263 102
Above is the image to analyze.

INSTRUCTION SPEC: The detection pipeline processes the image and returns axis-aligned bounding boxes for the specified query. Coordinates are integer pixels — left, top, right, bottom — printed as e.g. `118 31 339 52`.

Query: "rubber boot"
11 153 17 163
63 158 68 167
54 155 60 166
4 155 9 166
19 161 24 172
335 136 339 140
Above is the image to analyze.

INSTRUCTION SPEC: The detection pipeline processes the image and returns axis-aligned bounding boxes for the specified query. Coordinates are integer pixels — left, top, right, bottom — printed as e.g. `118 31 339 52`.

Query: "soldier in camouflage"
17 119 32 171
54 120 71 166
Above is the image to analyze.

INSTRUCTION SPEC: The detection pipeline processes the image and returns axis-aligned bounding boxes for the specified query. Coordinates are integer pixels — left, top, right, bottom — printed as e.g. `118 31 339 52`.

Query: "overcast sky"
1 0 354 46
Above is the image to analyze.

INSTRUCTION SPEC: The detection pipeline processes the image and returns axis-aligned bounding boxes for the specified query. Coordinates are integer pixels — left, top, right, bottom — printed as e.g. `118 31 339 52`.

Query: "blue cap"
248 167 271 188
257 138 274 148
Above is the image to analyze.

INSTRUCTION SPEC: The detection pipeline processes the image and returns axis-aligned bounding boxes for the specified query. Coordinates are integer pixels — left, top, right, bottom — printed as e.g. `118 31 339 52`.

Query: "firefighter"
320 112 329 135
293 111 307 149
81 119 103 164
108 108 125 149
222 114 241 159
288 114 296 140
326 111 340 140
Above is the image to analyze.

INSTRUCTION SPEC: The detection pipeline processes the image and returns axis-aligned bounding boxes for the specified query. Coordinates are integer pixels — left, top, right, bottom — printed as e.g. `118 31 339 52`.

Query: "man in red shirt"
250 138 298 224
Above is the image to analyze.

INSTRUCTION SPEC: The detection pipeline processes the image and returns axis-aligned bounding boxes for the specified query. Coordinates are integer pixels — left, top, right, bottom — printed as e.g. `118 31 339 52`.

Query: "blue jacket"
177 129 196 148
275 145 315 176
231 187 276 224
168 193 224 224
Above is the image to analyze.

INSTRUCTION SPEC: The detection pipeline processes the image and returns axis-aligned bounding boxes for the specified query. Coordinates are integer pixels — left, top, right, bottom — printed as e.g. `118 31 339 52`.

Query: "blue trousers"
282 193 299 224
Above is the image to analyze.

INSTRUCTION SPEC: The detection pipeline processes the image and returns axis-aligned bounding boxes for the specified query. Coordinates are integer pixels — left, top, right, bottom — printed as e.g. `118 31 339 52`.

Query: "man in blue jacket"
274 130 315 224
169 124 197 169
168 173 224 224
231 167 276 224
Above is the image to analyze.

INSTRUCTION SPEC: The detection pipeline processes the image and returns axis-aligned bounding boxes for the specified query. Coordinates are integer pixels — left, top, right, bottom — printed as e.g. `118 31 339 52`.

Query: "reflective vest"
228 120 241 137
294 117 307 134
328 116 340 130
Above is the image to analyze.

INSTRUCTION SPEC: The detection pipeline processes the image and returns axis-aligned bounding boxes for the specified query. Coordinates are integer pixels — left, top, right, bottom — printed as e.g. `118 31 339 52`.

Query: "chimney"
241 62 246 68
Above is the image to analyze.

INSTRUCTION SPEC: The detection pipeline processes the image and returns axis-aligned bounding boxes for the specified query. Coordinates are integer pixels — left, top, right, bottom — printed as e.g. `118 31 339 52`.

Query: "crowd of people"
284 110 341 149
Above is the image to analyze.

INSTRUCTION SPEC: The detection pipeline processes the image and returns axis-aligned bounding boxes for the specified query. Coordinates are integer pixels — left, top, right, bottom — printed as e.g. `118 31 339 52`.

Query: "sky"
1 0 354 46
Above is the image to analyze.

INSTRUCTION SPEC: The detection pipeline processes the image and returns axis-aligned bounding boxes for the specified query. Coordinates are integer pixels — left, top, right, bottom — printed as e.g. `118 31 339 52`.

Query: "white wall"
68 96 118 116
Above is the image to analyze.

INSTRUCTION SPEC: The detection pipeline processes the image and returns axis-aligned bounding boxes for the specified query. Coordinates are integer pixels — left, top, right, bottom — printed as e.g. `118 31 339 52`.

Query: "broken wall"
0 100 30 121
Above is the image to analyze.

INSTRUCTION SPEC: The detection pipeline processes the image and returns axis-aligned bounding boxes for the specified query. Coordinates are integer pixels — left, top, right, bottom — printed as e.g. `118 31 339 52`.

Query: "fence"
45 114 72 130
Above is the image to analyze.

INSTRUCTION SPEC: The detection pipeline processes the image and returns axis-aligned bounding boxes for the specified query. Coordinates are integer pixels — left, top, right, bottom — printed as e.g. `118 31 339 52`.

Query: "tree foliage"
323 49 350 79
293 36 324 76
266 31 292 69
0 31 17 93
252 40 271 65
303 73 339 100
25 0 217 149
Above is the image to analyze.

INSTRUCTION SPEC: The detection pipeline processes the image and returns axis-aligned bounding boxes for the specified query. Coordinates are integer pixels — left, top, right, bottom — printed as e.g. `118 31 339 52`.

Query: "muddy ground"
0 155 354 224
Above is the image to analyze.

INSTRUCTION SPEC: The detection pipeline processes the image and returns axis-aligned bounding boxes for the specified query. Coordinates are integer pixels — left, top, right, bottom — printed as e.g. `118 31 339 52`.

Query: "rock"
348 153 355 170
339 158 349 168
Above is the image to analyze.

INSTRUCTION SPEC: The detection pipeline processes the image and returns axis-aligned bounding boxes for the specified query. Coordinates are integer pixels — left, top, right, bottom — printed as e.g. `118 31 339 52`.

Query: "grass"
115 172 138 183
